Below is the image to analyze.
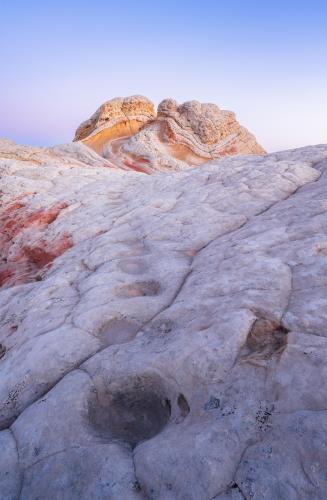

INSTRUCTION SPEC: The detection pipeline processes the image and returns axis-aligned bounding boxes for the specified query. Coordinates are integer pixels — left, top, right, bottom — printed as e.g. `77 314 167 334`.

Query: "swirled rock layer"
75 96 265 173
74 95 156 156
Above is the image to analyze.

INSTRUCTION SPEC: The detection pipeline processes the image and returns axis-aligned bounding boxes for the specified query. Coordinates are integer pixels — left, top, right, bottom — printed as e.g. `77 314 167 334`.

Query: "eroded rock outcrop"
1 129 327 499
74 95 155 154
75 96 265 173
156 98 265 159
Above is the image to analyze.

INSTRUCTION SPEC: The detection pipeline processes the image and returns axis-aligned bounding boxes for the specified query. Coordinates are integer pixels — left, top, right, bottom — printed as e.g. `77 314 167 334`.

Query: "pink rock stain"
0 199 73 288
219 145 238 156
123 159 150 174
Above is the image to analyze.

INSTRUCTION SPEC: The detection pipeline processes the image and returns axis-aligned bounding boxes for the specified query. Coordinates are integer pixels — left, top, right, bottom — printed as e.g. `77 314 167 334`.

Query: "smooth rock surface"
1 134 327 499
0 430 21 499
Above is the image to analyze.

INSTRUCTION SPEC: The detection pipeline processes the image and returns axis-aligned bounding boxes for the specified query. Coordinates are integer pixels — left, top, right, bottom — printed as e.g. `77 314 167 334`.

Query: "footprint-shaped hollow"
88 374 171 447
116 280 161 298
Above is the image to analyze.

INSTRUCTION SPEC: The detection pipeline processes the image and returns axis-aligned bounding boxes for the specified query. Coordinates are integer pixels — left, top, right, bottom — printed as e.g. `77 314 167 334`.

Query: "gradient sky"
1 0 326 152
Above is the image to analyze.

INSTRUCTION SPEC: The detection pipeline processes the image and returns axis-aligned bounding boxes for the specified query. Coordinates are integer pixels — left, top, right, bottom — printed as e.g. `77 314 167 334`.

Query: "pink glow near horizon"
1 1 326 152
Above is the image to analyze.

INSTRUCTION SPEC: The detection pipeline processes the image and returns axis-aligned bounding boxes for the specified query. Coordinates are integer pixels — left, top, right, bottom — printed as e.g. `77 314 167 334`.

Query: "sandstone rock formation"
74 95 156 153
1 114 327 499
74 96 265 173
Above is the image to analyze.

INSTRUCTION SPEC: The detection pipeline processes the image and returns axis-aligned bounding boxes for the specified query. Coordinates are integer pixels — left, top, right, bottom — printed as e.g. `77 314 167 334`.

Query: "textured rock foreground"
74 95 265 172
1 120 327 498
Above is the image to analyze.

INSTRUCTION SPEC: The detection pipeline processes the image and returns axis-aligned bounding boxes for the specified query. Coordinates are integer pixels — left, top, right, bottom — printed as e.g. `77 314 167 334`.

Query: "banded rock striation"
74 95 156 151
1 101 327 500
74 96 265 173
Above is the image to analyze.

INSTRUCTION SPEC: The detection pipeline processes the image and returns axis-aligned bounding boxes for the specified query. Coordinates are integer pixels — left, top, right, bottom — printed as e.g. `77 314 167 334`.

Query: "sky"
0 0 326 152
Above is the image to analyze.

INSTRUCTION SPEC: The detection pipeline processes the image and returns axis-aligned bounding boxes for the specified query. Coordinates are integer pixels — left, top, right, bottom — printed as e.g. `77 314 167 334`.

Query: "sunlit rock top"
74 95 266 173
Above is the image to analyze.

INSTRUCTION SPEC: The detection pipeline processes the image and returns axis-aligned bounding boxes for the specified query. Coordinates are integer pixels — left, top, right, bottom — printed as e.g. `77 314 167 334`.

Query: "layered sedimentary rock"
74 95 155 157
1 129 327 499
75 96 265 173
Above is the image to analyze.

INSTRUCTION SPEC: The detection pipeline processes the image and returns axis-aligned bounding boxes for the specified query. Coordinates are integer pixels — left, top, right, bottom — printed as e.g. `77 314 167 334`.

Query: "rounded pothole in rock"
98 318 139 346
177 393 190 418
243 317 289 360
118 259 148 275
88 374 171 447
115 280 161 298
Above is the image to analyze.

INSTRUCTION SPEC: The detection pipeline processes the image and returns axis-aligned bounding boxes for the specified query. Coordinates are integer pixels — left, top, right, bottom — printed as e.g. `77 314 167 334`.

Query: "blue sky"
0 0 326 151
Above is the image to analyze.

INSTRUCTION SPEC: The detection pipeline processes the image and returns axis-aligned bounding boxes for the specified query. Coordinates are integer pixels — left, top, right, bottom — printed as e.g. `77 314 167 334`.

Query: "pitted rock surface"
156 98 265 155
74 95 155 142
1 135 327 499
